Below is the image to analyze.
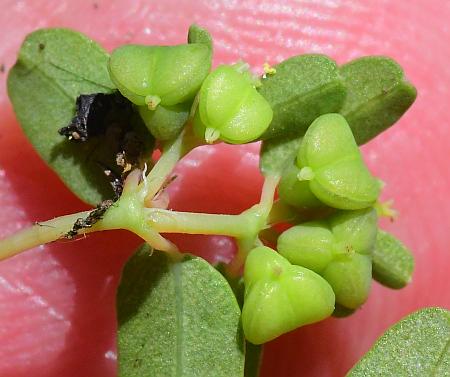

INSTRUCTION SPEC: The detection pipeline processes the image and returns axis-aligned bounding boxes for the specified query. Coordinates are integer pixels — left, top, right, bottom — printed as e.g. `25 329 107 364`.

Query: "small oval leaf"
258 54 347 140
347 307 450 377
117 245 245 377
6 28 143 205
259 135 302 177
372 230 414 289
339 56 417 145
188 24 213 53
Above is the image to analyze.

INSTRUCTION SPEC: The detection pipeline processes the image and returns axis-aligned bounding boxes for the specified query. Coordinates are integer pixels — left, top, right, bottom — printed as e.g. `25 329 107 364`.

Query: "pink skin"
0 1 449 376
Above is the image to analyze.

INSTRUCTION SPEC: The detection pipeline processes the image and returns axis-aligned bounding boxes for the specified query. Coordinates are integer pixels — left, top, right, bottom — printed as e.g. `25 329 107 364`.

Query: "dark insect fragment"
65 200 114 239
97 161 124 199
59 92 129 141
58 92 154 202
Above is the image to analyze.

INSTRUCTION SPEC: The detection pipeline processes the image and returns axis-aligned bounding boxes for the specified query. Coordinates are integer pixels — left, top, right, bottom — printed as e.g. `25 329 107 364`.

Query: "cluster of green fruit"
243 113 380 344
109 30 272 144
107 27 414 346
1 24 424 376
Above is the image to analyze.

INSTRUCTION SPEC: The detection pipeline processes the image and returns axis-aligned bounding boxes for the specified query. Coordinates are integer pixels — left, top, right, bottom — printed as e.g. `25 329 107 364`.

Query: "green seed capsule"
322 253 372 309
193 65 273 144
278 208 377 310
296 113 380 209
277 221 334 274
242 246 335 345
330 208 378 255
138 102 190 141
278 163 325 209
109 43 211 108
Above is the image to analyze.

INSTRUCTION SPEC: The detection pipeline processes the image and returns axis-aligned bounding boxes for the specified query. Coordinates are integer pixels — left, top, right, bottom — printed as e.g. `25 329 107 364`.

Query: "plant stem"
228 174 280 276
0 129 200 262
0 211 96 261
142 126 200 201
147 209 257 237
259 174 280 216
0 198 178 262
227 236 261 276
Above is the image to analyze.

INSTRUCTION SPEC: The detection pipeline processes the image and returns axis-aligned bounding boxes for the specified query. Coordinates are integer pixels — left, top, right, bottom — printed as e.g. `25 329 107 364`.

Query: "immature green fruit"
278 208 377 309
323 253 372 309
242 246 335 345
109 43 211 108
277 220 334 274
297 113 380 209
278 163 324 209
138 102 190 141
193 65 273 144
330 208 378 255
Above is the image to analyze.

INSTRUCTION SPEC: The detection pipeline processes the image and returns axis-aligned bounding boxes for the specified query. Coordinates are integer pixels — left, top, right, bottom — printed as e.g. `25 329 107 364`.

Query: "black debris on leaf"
58 91 155 201
59 93 129 141
121 131 147 167
66 199 114 239
97 161 124 199
59 94 95 141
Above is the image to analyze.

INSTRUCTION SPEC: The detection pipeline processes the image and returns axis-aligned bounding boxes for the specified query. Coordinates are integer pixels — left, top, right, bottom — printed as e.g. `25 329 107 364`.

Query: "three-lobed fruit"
296 113 380 210
193 64 273 144
277 208 378 309
242 246 335 344
109 43 211 108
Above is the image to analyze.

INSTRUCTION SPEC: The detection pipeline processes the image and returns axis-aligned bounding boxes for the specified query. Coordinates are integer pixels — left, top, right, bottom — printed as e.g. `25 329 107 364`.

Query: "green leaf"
215 263 263 377
258 54 347 140
372 230 414 289
188 24 213 53
215 264 263 377
347 307 450 377
259 135 302 177
339 56 417 145
7 28 128 205
117 245 245 377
